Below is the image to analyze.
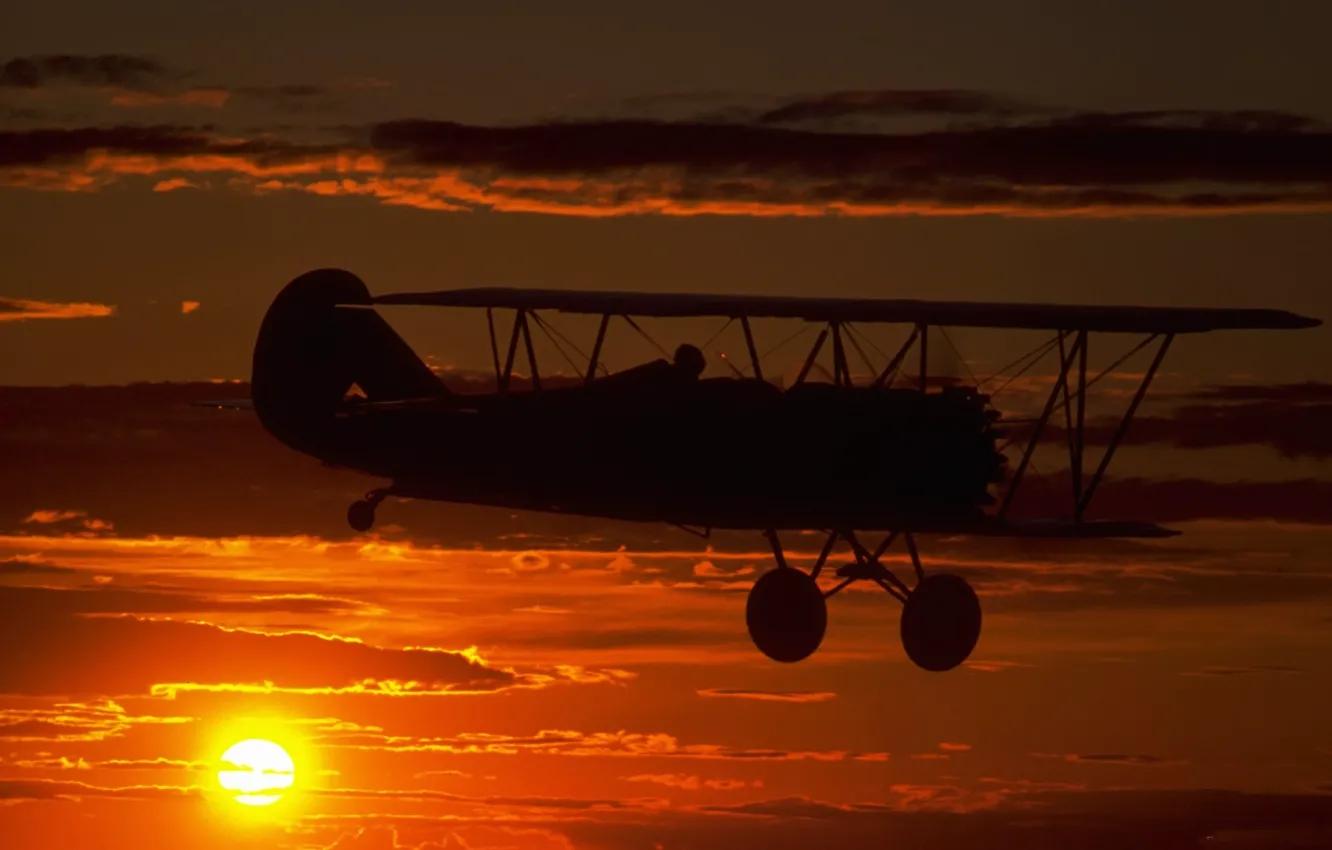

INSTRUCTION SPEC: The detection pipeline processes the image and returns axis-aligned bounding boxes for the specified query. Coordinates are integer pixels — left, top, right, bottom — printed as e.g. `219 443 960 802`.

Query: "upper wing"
367 288 1320 334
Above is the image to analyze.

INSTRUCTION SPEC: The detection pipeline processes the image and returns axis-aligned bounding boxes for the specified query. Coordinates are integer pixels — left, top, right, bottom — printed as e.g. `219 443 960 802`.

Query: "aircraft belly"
338 383 1006 531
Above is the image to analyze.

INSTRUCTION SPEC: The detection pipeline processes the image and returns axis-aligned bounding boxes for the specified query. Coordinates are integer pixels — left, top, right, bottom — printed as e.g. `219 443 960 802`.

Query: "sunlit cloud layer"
4 79 1332 217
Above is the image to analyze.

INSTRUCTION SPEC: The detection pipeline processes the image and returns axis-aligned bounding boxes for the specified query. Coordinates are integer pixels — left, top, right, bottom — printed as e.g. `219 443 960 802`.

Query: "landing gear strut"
347 488 388 533
745 529 981 671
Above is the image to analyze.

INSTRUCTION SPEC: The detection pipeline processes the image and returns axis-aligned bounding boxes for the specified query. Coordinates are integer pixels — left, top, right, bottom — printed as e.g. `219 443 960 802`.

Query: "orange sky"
4 3 1332 848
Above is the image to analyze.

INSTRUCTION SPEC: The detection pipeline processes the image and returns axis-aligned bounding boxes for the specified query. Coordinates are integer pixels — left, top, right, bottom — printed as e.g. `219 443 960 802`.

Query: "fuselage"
252 270 1006 531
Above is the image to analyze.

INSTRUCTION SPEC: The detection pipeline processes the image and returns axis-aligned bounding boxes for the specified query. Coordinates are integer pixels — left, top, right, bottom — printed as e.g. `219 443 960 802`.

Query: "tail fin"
251 268 448 450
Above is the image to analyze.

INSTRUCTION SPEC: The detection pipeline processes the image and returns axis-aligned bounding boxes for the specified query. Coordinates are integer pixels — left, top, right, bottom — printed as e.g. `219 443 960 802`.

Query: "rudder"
251 268 448 451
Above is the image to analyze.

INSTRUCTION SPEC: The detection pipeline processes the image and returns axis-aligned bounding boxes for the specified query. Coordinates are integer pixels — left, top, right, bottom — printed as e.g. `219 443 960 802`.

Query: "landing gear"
346 489 388 533
900 573 981 672
745 529 981 671
746 567 827 663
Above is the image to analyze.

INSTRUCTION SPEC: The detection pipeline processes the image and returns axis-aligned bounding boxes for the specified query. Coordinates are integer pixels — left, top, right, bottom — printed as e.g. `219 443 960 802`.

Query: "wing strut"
918 324 928 392
486 308 502 386
794 329 828 385
872 326 920 388
995 330 1175 523
499 310 523 392
741 317 764 381
999 331 1081 521
1077 334 1174 518
585 314 611 384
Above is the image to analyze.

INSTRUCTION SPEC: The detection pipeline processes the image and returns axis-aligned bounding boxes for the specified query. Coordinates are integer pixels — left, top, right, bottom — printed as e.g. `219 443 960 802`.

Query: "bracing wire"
988 335 1064 399
938 326 983 390
996 333 1160 426
761 324 811 360
528 312 583 376
700 317 734 351
846 322 893 363
532 313 593 364
843 324 880 382
621 315 673 358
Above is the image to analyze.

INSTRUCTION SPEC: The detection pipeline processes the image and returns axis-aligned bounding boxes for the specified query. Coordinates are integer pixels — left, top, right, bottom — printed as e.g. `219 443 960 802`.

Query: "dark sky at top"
1 0 1329 388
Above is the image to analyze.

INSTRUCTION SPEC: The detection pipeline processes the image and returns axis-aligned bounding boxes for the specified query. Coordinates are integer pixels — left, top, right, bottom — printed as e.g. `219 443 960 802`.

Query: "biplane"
241 268 1320 672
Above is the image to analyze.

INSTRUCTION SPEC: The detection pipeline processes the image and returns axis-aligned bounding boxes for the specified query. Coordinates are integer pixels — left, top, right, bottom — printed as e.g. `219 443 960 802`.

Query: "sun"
218 738 295 806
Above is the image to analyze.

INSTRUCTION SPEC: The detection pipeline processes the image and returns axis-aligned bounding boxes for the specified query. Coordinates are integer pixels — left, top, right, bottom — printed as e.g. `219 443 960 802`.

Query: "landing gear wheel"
900 573 981 672
746 568 827 663
347 499 377 533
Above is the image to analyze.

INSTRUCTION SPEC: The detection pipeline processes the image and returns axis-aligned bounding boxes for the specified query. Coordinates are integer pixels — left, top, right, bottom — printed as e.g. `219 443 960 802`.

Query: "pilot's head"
673 343 706 378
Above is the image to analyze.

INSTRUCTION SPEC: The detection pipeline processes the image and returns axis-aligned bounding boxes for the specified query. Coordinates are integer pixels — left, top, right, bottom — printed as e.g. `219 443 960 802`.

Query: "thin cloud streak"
0 297 115 322
0 55 176 90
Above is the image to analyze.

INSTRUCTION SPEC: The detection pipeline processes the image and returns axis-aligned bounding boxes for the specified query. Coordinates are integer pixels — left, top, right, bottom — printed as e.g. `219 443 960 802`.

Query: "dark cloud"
1 105 52 122
700 796 895 818
233 84 337 114
357 112 1332 214
293 787 1332 850
0 587 526 696
1185 382 1332 403
0 124 334 169
755 89 1035 125
696 688 837 703
0 585 364 617
366 116 1332 187
1000 466 1332 527
1048 108 1324 134
0 557 78 577
0 55 369 119
553 789 1332 850
237 84 327 100
0 55 177 90
939 541 1332 616
623 773 757 791
485 626 735 651
1035 752 1184 766
1041 384 1332 459
1083 476 1332 525
1181 665 1303 677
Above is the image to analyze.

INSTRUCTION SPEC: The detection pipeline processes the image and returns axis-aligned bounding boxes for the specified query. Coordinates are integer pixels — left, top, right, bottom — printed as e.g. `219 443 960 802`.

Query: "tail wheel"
746 568 827 663
900 573 981 672
347 499 376 532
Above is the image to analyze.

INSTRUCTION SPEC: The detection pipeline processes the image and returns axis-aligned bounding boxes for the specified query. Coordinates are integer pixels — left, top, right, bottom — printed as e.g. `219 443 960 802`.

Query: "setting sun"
217 739 295 807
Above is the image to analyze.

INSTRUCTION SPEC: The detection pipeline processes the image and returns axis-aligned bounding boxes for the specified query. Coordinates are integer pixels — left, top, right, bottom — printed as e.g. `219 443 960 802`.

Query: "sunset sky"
3 2 1332 848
